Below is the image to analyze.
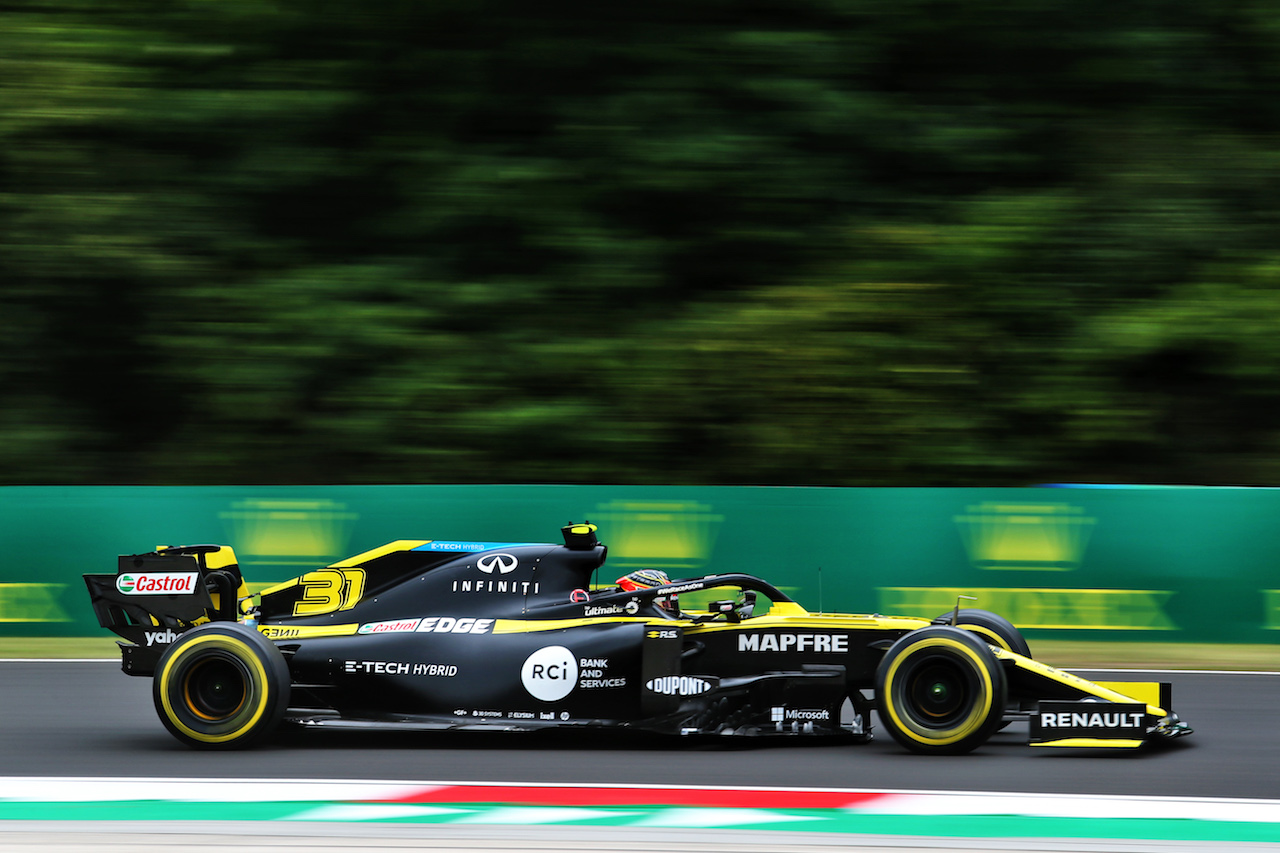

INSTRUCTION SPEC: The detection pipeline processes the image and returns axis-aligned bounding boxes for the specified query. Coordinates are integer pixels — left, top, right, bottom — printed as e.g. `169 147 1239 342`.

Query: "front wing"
994 649 1193 748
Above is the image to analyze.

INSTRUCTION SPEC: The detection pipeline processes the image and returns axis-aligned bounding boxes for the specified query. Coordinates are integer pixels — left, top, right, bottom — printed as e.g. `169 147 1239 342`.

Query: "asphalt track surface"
3 662 1276 800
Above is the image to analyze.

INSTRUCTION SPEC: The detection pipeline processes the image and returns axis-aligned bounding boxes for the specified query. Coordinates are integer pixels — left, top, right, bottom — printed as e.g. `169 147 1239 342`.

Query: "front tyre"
934 608 1031 658
153 622 290 749
875 626 1006 755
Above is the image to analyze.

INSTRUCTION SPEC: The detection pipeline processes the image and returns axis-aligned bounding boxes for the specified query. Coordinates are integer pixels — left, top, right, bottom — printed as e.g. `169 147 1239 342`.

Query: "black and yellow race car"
84 522 1192 753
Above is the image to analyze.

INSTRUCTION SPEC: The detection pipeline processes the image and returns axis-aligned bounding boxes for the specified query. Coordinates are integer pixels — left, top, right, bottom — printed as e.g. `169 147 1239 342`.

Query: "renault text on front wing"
1030 701 1151 743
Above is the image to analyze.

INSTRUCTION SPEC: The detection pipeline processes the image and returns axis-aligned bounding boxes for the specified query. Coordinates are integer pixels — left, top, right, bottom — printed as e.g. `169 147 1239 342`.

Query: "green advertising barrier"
1 484 1277 644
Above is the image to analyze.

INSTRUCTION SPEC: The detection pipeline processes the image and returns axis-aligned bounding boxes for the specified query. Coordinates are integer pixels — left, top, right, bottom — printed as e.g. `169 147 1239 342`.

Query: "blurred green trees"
5 0 1280 485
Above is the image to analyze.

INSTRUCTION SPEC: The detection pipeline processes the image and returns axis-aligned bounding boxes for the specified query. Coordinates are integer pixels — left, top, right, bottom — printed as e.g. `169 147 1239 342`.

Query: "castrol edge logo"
116 572 199 595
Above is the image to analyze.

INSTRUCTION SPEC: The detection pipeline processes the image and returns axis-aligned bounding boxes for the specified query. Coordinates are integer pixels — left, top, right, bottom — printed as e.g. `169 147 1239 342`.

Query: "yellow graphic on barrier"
877 587 1177 630
955 502 1096 571
1264 590 1280 629
219 498 358 569
0 584 72 622
592 500 723 571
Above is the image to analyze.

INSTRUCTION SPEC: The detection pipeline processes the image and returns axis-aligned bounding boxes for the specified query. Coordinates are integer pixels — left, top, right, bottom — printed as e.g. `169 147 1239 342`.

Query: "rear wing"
83 544 247 676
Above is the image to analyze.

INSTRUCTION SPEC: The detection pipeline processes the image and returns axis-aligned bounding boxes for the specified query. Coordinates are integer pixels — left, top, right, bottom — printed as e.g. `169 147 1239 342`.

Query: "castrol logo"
116 572 199 595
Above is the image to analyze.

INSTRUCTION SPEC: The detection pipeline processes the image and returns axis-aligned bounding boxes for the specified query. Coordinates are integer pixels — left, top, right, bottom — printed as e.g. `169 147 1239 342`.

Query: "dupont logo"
116 572 198 595
645 676 714 696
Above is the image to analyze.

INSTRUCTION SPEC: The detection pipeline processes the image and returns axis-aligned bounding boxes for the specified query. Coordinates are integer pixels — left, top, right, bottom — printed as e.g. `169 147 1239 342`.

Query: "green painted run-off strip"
2 800 1278 844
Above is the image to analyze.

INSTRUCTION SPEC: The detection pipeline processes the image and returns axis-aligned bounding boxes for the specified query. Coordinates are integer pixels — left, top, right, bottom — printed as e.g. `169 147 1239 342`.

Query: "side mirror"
707 599 740 623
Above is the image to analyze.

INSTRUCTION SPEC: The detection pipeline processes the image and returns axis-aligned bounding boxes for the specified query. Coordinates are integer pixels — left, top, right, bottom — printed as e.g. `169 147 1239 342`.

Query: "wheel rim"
182 656 249 721
906 659 971 727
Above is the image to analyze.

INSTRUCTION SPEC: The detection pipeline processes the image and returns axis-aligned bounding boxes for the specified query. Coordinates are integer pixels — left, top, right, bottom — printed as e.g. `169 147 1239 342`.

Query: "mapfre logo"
477 553 518 574
116 573 198 595
521 645 577 701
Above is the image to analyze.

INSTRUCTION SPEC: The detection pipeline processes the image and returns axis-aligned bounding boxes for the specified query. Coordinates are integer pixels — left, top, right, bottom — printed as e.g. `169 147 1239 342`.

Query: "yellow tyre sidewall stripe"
883 636 994 747
159 634 270 745
957 624 1011 651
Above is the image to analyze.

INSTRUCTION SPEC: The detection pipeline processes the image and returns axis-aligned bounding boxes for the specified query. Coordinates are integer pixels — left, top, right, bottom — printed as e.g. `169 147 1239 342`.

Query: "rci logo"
477 553 518 574
521 645 577 702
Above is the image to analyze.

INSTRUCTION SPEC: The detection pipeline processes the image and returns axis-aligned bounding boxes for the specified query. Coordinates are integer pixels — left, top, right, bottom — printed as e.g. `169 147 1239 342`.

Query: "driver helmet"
616 569 670 591
616 568 679 613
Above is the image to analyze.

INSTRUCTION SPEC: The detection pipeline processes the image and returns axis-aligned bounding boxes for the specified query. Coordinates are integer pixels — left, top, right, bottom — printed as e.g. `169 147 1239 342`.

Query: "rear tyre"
153 622 290 749
935 608 1031 658
875 626 1007 754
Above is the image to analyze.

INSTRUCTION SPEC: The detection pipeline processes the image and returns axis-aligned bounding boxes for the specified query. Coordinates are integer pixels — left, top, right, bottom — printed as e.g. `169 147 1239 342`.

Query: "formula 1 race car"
84 523 1192 752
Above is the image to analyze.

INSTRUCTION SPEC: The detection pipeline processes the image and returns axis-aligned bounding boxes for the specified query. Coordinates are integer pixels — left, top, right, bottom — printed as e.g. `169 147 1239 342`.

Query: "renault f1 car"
84 523 1192 753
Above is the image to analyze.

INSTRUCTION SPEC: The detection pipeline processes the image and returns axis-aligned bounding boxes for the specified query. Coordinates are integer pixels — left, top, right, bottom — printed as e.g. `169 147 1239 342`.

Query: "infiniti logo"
477 553 518 574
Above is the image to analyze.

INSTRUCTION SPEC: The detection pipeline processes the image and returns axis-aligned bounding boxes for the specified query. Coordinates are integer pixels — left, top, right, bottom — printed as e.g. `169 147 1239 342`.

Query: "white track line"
1064 668 1280 676
0 659 117 663
1 777 1278 822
